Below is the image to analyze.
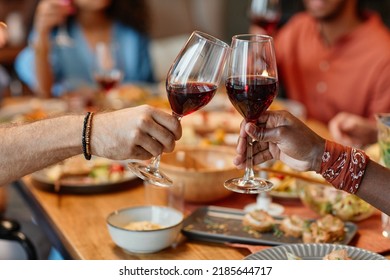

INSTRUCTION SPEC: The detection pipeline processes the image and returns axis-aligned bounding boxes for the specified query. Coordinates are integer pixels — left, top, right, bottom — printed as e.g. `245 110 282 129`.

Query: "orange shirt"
275 12 390 124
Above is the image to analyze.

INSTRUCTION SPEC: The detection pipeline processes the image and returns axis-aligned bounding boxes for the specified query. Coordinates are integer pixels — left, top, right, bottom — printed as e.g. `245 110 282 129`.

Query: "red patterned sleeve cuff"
318 140 369 194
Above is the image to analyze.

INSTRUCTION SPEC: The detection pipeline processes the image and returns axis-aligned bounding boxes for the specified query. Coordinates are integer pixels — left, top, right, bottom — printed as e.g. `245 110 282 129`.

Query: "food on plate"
298 175 375 221
123 221 163 231
322 249 351 260
286 248 351 260
267 161 298 197
303 214 345 244
331 195 374 221
286 252 302 260
242 209 275 232
45 155 126 184
279 215 306 238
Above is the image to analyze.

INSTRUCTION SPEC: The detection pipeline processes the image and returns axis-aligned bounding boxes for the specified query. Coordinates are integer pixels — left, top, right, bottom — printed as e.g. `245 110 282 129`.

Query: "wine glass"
93 42 123 94
54 0 74 47
248 0 281 35
224 34 278 194
127 31 230 187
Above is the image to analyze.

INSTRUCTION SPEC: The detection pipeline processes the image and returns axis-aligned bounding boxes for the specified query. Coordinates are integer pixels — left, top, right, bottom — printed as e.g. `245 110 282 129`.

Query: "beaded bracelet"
318 140 369 194
82 112 94 160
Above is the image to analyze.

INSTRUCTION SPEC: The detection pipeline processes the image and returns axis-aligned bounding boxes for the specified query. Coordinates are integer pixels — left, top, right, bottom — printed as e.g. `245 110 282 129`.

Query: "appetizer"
279 215 306 238
303 214 345 243
242 209 275 232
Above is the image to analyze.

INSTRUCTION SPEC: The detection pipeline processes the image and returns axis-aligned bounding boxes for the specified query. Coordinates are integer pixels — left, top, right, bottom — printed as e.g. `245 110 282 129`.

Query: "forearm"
317 140 390 215
34 34 54 98
0 115 83 185
356 160 390 215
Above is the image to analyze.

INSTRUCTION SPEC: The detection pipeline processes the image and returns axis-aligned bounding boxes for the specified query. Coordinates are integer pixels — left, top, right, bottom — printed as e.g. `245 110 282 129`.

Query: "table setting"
1 29 389 261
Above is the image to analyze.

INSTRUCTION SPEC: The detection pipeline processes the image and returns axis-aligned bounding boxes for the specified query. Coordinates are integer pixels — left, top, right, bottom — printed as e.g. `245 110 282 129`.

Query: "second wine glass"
127 31 230 187
224 34 278 194
248 0 281 35
93 42 123 94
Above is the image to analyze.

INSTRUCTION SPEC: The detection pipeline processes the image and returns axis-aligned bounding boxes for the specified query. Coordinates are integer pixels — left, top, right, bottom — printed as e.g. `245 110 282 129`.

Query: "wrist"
313 138 326 173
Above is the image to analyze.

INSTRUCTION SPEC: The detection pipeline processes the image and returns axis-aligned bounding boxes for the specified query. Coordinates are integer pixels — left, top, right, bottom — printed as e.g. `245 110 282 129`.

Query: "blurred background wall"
1 0 389 86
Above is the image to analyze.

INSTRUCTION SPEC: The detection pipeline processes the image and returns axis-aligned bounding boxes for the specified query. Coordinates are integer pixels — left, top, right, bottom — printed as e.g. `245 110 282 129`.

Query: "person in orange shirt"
251 0 390 148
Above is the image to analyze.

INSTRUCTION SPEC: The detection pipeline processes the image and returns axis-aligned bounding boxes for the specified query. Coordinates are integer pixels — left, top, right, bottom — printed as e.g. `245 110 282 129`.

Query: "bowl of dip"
106 205 183 253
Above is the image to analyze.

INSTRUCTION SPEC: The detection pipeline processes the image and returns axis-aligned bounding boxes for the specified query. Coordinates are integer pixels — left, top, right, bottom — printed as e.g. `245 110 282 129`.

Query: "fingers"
328 113 358 146
0 22 7 47
137 116 177 154
151 109 182 141
233 148 273 169
92 106 181 161
233 140 270 168
35 0 73 31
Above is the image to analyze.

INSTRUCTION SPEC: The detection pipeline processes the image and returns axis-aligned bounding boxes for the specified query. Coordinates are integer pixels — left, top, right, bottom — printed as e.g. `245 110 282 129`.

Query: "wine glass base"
224 177 274 194
127 162 173 187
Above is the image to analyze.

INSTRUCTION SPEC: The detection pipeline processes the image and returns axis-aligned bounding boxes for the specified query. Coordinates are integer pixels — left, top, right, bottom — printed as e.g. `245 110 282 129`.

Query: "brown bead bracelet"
82 112 94 160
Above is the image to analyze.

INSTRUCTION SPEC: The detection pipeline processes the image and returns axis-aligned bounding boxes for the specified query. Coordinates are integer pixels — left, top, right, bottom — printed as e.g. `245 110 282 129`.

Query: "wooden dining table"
13 174 390 260
13 176 251 260
3 96 390 260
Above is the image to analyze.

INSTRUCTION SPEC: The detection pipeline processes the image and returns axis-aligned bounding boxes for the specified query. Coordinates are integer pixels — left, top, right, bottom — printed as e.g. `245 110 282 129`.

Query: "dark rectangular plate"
182 206 357 246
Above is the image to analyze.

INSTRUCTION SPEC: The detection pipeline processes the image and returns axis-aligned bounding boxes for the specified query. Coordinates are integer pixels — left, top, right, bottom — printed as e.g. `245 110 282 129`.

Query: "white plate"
244 243 386 260
31 157 138 194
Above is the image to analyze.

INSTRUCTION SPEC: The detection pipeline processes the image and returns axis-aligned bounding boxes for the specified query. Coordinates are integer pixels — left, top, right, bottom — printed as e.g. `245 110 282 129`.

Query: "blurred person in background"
250 0 390 148
0 22 10 101
1 26 181 258
15 0 155 98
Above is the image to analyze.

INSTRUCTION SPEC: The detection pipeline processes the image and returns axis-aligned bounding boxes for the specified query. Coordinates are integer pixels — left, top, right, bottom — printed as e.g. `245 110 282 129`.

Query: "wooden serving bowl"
160 145 243 203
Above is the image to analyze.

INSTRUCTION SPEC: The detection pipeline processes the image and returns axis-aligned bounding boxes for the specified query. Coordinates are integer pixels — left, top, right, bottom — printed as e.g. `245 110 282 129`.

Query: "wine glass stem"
243 135 255 181
148 155 161 172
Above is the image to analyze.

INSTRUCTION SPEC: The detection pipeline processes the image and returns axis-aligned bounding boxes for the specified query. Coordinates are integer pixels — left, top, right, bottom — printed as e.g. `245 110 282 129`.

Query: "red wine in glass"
95 74 121 92
250 16 279 35
248 0 281 35
226 75 278 122
127 31 230 188
167 82 217 117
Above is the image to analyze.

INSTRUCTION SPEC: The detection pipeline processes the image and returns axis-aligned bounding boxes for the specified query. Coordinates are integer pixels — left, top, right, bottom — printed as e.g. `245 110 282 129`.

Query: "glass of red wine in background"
224 34 278 194
248 0 281 35
127 31 230 187
93 42 123 94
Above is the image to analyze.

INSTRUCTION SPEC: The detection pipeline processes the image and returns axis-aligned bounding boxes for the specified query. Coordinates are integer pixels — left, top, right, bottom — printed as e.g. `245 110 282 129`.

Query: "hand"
328 112 377 148
91 105 182 160
0 22 7 47
233 110 325 172
34 0 74 37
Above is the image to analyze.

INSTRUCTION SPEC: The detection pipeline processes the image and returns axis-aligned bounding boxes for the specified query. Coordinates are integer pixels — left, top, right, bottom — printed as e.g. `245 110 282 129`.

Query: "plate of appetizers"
31 155 139 193
244 243 385 260
181 206 357 246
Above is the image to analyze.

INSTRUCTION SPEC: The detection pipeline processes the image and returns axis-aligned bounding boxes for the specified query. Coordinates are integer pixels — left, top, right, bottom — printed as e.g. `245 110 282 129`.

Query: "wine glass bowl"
224 34 278 194
127 31 230 187
248 0 281 35
93 42 123 94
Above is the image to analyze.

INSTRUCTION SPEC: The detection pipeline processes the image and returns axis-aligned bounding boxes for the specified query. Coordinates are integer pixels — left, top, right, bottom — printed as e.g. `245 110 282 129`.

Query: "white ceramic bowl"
106 206 183 253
